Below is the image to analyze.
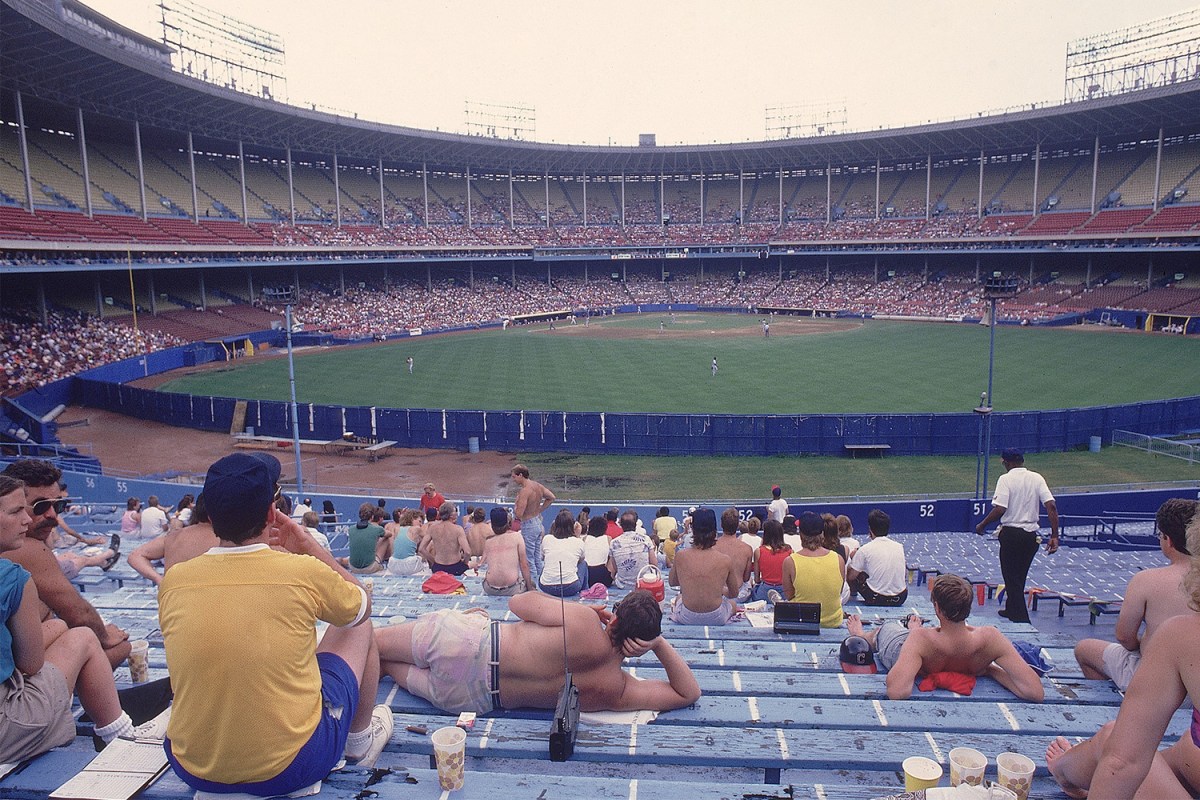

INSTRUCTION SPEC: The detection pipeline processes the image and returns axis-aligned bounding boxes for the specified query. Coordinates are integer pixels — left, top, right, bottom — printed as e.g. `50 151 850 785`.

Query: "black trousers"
998 526 1039 622
852 573 908 606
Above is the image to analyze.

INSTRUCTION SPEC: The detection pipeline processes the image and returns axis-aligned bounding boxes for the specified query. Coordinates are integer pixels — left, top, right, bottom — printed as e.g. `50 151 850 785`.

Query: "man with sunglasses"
0 459 131 669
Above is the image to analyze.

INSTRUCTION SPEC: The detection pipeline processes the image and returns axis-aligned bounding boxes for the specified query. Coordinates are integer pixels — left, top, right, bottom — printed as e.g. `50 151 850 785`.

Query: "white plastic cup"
431 725 466 790
128 640 150 683
902 756 943 792
996 752 1036 800
949 746 988 787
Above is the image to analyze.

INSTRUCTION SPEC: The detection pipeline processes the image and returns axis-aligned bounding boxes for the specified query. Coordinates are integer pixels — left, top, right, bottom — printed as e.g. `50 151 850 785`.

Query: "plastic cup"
949 746 988 787
996 752 1036 800
431 725 466 790
128 640 150 683
363 578 374 597
987 786 1018 800
902 756 943 792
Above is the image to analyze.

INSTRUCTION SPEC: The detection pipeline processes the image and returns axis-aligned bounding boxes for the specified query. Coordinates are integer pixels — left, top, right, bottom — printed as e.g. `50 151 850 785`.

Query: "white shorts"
1102 642 1141 691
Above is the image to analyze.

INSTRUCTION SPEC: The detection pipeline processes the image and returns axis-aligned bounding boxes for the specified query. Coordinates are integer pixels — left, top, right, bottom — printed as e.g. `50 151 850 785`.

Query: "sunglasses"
30 498 69 516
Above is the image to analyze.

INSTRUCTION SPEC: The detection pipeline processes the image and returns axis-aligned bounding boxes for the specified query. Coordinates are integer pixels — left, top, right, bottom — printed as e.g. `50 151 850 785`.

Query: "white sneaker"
767 589 783 605
128 706 171 740
352 704 393 768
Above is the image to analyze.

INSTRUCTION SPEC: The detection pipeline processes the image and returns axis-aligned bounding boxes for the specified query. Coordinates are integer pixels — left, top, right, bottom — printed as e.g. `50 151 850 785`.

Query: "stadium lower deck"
0 518 1168 799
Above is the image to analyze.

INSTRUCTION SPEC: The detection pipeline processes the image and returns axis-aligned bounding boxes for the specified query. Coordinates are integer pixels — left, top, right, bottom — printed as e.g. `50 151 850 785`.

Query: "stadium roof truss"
7 0 1200 178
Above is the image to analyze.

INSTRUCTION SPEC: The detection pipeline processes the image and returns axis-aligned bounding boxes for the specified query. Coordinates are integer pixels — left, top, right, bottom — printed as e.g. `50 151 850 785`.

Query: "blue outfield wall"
70 373 1200 457
13 334 1200 457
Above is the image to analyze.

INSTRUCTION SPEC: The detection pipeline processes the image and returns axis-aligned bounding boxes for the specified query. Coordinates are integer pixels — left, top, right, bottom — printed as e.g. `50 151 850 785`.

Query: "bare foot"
846 614 865 636
906 613 923 630
1046 736 1088 799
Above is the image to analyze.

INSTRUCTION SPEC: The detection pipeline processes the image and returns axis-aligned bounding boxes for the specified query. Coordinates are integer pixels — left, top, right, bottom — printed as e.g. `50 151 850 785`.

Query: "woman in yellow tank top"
781 512 846 628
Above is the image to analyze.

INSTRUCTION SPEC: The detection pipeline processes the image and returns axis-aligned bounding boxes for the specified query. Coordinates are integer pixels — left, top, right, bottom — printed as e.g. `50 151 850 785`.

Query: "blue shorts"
165 652 359 796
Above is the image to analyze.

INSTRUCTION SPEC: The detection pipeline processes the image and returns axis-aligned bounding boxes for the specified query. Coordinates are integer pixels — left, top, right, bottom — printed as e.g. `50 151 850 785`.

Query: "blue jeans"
520 514 545 581
751 582 783 603
539 579 582 597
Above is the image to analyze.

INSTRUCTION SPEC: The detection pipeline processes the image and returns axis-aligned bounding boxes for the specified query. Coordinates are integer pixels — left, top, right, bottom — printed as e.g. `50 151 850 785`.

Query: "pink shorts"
408 610 498 713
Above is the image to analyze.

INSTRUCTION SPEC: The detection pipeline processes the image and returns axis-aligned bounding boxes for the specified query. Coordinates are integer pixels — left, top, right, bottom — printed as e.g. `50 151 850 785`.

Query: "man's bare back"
669 547 738 613
498 604 629 710
376 591 701 715
497 593 699 713
421 520 469 567
466 522 491 558
480 530 529 590
1123 563 1192 650
886 621 1043 702
514 477 554 523
713 535 753 583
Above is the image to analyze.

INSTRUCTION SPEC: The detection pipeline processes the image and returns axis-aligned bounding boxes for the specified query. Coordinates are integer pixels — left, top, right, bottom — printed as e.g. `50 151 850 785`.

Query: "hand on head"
621 636 660 659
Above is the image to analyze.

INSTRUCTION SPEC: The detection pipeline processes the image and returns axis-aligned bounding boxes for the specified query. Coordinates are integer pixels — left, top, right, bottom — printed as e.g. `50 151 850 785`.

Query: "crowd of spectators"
7 198 1193 257
3 263 1195 396
1 307 186 396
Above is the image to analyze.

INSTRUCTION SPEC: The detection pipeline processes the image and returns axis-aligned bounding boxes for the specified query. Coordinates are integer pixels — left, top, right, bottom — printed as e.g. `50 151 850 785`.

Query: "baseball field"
157 315 1200 414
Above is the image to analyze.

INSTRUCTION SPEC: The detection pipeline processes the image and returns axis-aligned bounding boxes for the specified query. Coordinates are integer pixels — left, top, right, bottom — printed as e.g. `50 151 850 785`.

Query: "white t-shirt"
993 467 1054 532
540 536 584 586
582 535 611 567
768 498 789 523
610 531 655 588
740 533 763 552
140 506 168 538
847 536 907 596
784 533 804 553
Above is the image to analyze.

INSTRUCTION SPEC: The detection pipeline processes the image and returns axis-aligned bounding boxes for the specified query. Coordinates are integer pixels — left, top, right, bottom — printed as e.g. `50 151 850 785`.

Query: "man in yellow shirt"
159 453 392 796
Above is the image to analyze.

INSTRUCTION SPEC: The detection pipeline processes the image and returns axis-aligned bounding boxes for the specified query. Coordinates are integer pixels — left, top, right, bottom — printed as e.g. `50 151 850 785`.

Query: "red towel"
918 671 977 695
421 572 465 594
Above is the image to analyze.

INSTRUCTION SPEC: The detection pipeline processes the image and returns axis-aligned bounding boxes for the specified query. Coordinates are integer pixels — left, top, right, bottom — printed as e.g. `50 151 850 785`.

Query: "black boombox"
772 601 822 635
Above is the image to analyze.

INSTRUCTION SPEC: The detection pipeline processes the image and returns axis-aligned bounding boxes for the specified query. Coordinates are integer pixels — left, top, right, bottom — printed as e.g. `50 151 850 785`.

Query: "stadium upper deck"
8 0 1200 256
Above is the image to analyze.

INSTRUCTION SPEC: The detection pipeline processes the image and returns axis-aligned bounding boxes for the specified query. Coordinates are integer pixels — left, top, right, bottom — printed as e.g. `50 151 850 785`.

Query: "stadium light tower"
977 275 1021 498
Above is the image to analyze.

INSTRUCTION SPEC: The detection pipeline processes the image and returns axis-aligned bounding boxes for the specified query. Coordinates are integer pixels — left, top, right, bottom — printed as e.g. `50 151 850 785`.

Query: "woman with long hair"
751 519 791 603
540 509 584 597
582 515 613 588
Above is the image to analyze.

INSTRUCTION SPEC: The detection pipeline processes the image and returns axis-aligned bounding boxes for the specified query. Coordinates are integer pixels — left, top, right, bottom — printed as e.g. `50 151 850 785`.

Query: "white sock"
344 726 372 759
94 712 134 743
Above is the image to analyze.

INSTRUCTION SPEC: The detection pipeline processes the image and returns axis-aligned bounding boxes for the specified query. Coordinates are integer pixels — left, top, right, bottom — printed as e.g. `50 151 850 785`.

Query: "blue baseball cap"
202 452 281 538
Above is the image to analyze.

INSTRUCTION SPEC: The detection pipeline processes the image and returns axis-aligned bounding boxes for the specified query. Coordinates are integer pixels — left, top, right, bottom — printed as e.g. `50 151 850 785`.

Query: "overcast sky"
87 1 1200 145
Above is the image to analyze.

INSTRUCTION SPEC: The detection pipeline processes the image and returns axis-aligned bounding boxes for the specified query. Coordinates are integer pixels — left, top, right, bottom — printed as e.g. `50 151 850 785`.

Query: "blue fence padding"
33 340 1200 457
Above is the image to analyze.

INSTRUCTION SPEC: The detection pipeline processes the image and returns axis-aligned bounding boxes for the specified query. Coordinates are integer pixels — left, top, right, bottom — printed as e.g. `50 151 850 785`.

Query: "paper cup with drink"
128 640 150 683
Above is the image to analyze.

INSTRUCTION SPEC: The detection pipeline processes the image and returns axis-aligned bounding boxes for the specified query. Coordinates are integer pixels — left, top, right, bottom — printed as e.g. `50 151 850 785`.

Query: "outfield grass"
516 447 1199 502
159 316 1200 414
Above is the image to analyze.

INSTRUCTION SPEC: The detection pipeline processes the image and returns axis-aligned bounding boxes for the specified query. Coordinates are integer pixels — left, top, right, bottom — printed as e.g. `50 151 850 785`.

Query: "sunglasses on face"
30 498 69 516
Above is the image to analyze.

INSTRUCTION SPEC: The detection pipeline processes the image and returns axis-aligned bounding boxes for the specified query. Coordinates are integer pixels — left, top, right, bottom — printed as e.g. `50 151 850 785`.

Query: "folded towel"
918 671 977 695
